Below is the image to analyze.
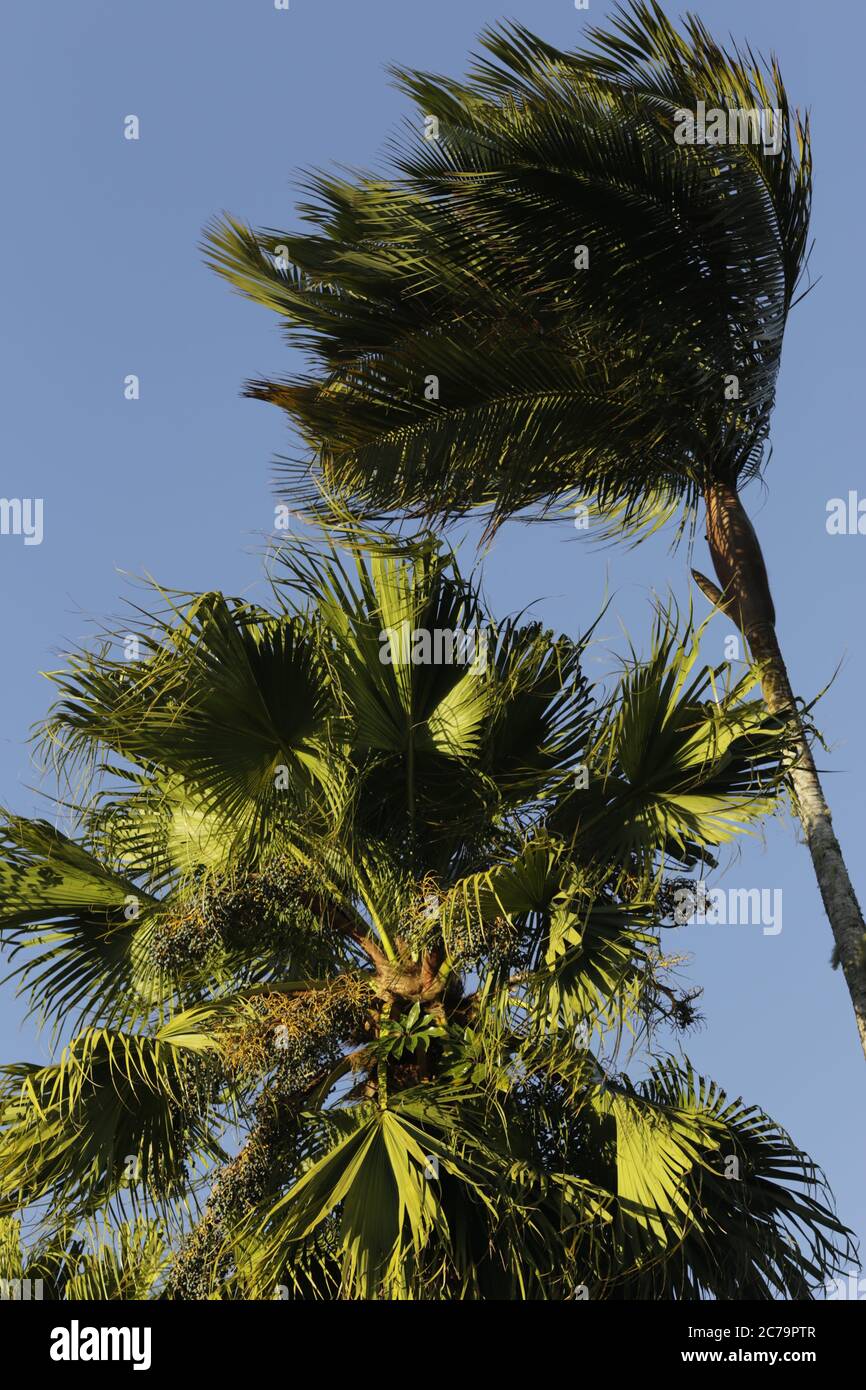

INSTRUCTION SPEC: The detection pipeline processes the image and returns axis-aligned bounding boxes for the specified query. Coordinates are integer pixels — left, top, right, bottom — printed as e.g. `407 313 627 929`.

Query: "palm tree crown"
0 537 852 1298
204 1 810 539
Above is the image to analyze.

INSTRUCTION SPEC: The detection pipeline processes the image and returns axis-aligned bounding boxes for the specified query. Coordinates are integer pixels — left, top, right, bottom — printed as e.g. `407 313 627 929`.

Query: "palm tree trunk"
696 480 866 1061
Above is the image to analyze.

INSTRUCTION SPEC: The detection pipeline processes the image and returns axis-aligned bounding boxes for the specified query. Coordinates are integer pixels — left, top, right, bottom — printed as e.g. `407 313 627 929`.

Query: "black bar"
3 1294 859 1376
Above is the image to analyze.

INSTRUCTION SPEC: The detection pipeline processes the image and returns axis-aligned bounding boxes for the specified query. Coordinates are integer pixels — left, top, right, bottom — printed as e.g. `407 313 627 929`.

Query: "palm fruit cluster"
150 858 345 975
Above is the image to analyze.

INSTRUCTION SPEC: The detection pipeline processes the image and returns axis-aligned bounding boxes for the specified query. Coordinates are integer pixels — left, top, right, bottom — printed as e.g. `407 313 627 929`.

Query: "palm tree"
0 535 853 1297
202 2 866 1059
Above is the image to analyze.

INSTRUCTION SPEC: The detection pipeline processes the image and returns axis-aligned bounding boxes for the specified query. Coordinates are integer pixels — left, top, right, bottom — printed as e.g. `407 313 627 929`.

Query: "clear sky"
1 0 863 1277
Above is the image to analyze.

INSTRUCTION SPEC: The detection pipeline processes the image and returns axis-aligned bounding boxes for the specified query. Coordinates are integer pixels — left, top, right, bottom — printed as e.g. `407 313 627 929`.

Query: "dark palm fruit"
654 877 701 924
167 1087 314 1300
151 859 344 974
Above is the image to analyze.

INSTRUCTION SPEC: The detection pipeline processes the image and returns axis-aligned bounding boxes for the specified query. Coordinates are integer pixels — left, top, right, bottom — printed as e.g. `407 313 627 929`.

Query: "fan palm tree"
202 2 866 1059
0 535 853 1298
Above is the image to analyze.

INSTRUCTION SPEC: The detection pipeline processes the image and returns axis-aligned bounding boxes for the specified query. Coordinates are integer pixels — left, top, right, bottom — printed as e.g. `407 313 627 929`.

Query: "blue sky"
1 0 863 1274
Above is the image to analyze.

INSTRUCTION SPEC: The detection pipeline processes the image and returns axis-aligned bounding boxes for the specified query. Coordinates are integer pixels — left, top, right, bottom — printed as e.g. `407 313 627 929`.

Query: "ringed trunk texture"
702 480 866 1062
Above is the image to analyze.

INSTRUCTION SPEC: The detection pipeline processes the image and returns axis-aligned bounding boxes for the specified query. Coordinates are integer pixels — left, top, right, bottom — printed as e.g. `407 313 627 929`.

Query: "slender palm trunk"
695 480 866 1061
